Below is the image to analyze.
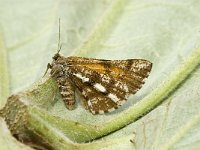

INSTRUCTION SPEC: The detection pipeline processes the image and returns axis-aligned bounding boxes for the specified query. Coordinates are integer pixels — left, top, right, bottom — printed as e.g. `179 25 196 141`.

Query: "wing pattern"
66 56 152 114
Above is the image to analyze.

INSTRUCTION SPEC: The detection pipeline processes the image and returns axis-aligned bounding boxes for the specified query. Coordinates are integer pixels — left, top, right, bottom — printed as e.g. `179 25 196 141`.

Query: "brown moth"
45 51 152 114
45 19 152 114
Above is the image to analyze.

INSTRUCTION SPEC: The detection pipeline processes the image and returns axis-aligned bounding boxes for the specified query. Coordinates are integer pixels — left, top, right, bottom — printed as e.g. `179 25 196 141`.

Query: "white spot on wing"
108 108 116 112
132 60 148 71
100 74 110 83
73 73 89 82
88 100 92 107
138 63 147 69
91 98 98 104
82 91 87 96
61 91 70 95
94 83 106 92
123 84 129 92
98 110 104 114
115 81 120 87
115 81 129 92
108 93 120 103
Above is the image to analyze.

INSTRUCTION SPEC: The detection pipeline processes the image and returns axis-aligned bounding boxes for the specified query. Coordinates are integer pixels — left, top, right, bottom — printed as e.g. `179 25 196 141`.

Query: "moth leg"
57 78 75 110
43 63 52 77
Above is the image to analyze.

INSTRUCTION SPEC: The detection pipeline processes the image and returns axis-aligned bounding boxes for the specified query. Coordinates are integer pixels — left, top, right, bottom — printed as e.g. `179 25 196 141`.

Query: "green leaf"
1 0 200 149
0 118 34 150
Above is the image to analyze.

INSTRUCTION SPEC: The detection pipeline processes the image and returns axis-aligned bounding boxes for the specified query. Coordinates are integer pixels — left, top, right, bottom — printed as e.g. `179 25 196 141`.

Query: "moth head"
53 52 61 61
43 50 62 77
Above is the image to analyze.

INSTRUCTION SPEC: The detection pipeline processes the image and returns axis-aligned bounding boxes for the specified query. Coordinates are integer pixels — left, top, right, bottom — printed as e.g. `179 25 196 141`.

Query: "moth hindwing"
47 53 152 114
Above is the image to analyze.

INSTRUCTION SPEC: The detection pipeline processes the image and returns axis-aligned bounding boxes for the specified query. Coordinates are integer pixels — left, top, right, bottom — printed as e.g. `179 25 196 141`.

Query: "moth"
45 50 152 114
45 19 152 114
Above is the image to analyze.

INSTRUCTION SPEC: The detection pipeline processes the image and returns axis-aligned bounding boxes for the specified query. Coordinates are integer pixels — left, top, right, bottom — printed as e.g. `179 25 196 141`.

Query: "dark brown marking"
48 54 152 114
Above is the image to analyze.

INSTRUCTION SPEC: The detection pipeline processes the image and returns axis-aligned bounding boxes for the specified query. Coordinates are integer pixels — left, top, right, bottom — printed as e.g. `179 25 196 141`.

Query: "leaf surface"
1 0 200 149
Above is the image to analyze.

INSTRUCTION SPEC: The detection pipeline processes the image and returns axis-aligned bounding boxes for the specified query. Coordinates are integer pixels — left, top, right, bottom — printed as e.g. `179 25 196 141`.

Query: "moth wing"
71 76 118 114
67 56 152 114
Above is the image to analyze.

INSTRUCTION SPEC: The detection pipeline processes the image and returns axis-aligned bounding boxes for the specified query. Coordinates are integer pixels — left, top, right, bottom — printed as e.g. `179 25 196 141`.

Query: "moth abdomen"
56 77 76 110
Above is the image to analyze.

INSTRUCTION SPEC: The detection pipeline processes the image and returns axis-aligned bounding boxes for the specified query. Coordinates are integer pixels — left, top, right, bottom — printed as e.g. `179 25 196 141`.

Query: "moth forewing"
49 54 152 114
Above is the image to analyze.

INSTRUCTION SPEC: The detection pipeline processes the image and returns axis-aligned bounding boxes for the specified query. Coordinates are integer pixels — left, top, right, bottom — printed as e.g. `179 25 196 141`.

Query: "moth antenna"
57 18 61 54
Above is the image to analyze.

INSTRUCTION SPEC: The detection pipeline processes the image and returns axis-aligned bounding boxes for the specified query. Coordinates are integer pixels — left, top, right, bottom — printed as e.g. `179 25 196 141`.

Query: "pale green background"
1 0 200 149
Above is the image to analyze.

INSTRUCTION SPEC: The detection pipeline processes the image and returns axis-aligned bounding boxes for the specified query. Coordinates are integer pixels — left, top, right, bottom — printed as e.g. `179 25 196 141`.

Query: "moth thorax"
64 65 70 73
